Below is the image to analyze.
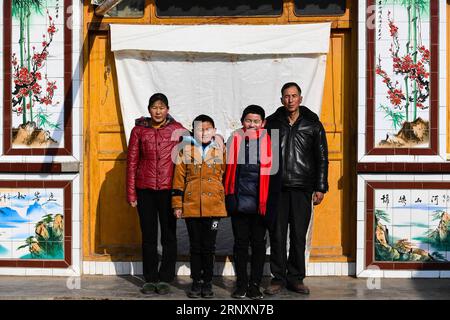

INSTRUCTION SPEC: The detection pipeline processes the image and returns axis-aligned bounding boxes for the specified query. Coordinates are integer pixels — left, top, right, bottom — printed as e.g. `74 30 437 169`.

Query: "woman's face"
148 100 169 124
194 121 216 144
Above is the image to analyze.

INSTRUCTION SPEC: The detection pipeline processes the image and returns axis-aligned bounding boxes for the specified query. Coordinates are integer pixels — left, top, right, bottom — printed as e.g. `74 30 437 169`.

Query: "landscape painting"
0 188 65 260
374 188 449 263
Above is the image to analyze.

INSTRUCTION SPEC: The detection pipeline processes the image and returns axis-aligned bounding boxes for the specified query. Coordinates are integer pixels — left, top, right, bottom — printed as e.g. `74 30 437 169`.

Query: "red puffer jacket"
126 115 187 203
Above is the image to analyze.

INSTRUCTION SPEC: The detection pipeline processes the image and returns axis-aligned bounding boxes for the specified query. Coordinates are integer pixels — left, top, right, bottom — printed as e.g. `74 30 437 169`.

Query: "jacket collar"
272 106 319 124
234 128 267 140
134 114 177 128
182 135 221 161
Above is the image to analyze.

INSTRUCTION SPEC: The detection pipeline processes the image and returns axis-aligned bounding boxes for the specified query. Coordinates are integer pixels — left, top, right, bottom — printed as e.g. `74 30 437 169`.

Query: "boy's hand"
129 201 137 208
173 208 182 218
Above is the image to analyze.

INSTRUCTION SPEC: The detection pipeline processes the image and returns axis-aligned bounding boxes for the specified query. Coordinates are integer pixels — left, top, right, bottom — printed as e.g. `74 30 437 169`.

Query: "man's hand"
173 208 182 219
313 192 325 205
129 201 137 208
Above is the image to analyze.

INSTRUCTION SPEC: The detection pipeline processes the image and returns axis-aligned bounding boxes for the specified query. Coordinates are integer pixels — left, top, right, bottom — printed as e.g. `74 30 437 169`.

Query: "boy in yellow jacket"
172 114 227 298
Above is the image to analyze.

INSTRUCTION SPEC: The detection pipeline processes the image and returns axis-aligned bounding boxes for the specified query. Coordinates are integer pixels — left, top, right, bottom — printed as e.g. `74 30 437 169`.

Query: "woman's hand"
173 208 182 218
129 201 137 208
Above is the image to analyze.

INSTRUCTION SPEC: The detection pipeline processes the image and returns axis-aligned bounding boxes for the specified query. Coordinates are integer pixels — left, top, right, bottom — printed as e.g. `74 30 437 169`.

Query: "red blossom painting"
11 0 62 148
374 1 430 148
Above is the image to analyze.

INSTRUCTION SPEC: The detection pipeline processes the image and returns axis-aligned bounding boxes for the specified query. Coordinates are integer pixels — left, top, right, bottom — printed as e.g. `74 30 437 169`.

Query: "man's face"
193 121 216 144
148 100 169 124
281 86 302 113
242 113 266 130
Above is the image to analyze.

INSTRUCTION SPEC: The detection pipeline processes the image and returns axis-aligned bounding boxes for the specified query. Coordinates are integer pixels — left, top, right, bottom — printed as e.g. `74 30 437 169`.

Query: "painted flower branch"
11 10 60 131
376 11 430 127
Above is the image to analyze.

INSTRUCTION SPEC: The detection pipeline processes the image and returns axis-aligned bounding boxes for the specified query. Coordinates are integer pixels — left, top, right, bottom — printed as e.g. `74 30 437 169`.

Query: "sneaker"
201 281 215 299
156 281 171 295
187 281 202 298
141 282 157 294
263 282 283 295
231 286 247 299
247 283 264 300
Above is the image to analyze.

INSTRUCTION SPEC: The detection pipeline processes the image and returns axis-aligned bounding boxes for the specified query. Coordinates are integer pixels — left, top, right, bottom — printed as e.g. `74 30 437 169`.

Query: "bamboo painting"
375 0 431 148
11 0 62 148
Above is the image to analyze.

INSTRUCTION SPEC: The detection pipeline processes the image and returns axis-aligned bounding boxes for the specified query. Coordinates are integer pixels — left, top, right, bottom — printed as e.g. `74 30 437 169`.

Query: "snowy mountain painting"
0 188 64 260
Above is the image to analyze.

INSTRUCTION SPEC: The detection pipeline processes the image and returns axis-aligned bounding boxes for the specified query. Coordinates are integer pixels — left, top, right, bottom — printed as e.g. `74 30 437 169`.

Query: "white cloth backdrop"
110 23 330 265
110 23 330 141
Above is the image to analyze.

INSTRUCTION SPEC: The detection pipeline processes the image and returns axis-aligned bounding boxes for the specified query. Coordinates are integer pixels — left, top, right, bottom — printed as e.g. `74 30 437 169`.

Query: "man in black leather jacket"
264 82 329 295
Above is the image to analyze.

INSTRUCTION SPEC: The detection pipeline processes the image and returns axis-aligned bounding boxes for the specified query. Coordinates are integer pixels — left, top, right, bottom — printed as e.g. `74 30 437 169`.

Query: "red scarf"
224 129 272 215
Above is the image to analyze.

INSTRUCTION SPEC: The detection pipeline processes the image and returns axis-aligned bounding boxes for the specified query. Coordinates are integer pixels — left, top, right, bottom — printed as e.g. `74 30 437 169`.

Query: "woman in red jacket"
127 93 187 295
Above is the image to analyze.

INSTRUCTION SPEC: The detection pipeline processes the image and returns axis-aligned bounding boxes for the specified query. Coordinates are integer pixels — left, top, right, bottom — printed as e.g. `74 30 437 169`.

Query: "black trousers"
231 213 267 288
136 189 177 283
269 189 312 285
185 218 220 283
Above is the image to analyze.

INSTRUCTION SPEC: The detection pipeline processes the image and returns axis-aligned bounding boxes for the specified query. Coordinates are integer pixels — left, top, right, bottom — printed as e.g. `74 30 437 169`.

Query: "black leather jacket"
265 106 329 193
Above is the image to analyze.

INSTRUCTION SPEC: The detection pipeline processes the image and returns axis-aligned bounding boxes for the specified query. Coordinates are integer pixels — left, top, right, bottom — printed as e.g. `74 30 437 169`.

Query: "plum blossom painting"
0 188 64 260
9 0 65 149
374 0 432 149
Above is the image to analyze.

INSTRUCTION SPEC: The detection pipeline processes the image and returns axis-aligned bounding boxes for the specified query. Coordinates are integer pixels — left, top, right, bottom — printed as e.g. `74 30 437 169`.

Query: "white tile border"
356 173 449 278
0 3 3 156
438 0 448 160
0 262 355 277
411 271 440 278
75 261 357 277
0 266 80 276
383 271 412 278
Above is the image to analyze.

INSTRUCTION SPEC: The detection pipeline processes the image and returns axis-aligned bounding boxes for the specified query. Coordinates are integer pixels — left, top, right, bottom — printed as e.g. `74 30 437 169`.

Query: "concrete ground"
0 275 449 300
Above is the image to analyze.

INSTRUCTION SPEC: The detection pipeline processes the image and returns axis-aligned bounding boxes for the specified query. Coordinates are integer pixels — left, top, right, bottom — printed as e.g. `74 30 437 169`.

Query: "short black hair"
192 114 215 129
148 93 169 109
281 82 302 96
240 105 265 123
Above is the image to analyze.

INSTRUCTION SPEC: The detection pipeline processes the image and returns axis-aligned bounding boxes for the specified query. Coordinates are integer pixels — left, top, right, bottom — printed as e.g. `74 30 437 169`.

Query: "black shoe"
201 281 215 299
287 282 310 295
247 283 264 300
187 281 202 298
156 281 171 295
264 281 283 295
231 286 247 299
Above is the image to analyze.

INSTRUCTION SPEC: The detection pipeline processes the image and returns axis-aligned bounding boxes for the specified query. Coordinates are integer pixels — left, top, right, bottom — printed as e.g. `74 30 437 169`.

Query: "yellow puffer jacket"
172 136 227 218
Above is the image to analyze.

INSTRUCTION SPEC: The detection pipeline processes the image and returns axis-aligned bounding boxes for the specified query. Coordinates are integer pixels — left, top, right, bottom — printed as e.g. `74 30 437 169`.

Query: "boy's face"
242 113 265 130
194 121 216 144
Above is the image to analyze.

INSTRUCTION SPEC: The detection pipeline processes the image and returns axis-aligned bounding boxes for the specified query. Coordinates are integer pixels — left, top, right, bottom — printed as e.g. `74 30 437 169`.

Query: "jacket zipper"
199 160 203 218
155 128 159 189
285 123 293 179
212 148 216 175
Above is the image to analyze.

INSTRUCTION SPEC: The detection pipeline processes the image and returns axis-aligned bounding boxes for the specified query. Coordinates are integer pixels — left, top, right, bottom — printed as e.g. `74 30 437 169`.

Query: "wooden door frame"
82 0 357 262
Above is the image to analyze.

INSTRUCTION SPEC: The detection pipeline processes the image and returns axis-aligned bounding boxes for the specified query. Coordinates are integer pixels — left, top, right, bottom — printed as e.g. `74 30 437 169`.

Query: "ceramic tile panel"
357 174 450 278
358 0 447 163
0 174 80 274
